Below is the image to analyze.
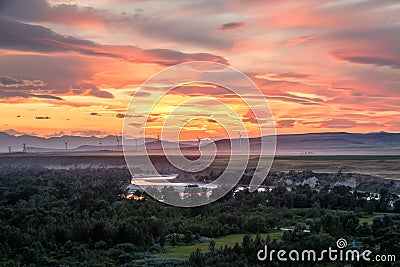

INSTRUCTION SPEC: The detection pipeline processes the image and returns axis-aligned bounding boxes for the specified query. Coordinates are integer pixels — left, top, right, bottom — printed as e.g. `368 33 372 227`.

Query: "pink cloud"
285 35 318 47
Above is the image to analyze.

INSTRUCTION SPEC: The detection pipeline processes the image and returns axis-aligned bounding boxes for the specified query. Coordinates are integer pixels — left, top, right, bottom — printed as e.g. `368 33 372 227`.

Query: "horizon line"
0 130 397 141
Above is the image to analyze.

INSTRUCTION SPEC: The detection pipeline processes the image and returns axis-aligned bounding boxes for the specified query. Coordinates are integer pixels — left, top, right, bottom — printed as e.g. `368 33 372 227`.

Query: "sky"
0 0 399 140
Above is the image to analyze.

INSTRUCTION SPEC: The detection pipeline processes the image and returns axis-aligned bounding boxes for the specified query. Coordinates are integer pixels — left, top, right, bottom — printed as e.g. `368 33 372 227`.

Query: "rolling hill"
0 131 399 155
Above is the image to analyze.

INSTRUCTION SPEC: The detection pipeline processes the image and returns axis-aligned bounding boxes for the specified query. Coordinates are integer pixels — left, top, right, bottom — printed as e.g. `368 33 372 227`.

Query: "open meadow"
1 153 399 179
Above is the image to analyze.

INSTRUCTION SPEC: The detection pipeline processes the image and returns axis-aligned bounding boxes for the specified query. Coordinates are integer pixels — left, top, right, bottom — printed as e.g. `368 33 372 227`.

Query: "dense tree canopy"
0 167 399 266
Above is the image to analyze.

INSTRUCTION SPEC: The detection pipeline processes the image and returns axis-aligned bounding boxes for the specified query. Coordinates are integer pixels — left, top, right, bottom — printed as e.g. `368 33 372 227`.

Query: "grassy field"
359 216 375 224
359 212 397 224
1 154 398 179
270 156 400 180
193 155 400 180
156 232 283 259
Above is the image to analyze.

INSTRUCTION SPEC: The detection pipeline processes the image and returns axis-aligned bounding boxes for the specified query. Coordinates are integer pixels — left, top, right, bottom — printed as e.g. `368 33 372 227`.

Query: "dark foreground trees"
0 167 399 266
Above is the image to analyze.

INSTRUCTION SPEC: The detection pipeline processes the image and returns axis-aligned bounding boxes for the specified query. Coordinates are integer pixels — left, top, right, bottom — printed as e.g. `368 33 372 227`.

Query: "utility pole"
99 138 102 150
63 141 68 151
22 143 26 153
8 146 11 154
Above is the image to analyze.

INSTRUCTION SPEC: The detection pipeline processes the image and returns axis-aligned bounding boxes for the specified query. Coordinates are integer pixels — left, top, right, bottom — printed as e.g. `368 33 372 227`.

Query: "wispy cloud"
0 0 399 136
220 21 245 31
285 35 317 47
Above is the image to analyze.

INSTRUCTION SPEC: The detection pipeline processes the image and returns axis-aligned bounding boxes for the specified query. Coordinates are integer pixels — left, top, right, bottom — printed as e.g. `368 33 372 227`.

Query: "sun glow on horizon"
0 0 399 138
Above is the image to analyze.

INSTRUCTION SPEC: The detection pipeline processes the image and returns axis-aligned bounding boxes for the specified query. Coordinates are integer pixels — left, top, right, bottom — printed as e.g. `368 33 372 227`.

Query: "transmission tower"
197 136 201 147
116 137 121 151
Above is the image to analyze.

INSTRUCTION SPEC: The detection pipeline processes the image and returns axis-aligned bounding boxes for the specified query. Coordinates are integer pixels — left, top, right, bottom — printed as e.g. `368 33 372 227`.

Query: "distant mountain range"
0 131 399 155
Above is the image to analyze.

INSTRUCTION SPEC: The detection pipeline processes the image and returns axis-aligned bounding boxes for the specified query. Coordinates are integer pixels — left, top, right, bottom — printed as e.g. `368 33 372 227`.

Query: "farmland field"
1 153 398 179
156 232 283 259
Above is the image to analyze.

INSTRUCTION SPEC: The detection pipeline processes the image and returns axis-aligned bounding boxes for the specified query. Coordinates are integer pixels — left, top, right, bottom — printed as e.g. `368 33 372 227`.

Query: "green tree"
393 200 400 213
170 233 178 247
208 239 216 253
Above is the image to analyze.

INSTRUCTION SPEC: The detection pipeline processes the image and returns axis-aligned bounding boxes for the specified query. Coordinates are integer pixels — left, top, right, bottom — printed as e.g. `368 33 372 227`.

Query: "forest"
0 166 399 266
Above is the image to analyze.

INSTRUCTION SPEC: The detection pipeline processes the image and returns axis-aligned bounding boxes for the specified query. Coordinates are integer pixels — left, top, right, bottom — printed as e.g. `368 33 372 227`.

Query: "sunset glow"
0 0 399 140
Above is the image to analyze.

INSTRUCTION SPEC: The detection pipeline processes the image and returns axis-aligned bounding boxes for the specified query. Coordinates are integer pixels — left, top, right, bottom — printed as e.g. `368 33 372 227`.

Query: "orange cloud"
0 0 399 137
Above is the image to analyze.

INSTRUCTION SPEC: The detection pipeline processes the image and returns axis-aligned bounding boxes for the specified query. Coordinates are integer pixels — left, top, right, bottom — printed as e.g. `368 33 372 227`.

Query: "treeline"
188 217 400 267
0 167 399 266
